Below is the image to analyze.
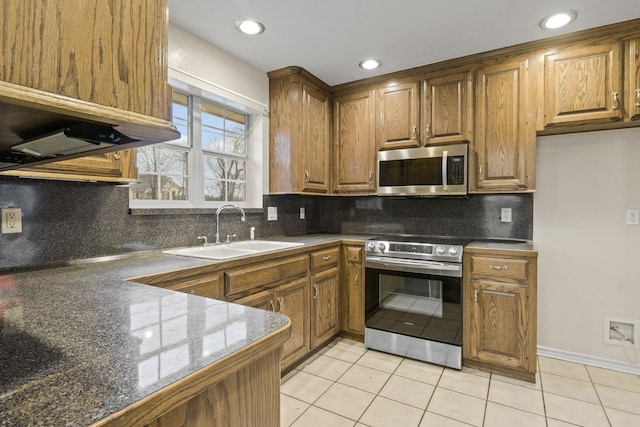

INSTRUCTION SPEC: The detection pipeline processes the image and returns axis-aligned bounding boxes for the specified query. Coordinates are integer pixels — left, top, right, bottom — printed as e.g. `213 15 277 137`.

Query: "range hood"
11 122 135 156
0 93 180 172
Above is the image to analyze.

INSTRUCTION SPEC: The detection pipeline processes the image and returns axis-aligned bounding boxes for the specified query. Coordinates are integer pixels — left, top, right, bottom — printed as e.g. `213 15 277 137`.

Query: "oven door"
365 264 462 347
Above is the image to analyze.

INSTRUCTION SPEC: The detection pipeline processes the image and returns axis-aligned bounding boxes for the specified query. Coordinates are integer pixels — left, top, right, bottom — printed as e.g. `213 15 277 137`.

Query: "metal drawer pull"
269 300 276 312
411 126 417 139
368 171 373 184
636 88 640 107
277 297 284 313
323 255 332 260
478 164 483 179
474 289 478 304
489 264 509 270
612 92 619 110
190 290 195 294
313 284 319 299
354 274 359 289
304 169 310 183
425 123 431 142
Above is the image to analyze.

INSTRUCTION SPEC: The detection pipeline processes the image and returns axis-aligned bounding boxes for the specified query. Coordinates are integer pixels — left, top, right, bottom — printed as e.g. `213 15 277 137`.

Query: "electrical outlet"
267 206 278 221
500 208 512 223
300 207 306 219
627 209 639 225
2 208 22 234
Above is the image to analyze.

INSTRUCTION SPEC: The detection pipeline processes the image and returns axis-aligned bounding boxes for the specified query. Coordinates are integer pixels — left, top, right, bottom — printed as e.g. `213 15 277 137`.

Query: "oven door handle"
365 257 462 276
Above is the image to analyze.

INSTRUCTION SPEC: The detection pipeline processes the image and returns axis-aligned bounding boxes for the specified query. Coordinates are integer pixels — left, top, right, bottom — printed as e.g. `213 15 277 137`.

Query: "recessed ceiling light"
540 10 577 29
235 19 265 35
359 59 382 70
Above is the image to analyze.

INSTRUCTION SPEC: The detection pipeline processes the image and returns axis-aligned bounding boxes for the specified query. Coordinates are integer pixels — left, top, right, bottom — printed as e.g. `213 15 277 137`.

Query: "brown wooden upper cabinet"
626 37 640 121
472 54 537 193
421 71 474 145
543 40 624 128
268 68 332 194
375 81 420 150
0 0 175 182
333 89 377 193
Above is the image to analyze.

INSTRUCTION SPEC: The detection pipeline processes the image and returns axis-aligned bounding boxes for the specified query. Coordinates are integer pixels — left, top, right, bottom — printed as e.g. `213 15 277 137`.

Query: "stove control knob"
377 242 387 252
366 242 376 251
448 247 459 256
435 246 446 256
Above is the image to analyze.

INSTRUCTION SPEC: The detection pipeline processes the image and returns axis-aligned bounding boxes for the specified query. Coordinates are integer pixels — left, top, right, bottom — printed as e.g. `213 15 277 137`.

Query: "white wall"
534 128 640 370
167 24 270 205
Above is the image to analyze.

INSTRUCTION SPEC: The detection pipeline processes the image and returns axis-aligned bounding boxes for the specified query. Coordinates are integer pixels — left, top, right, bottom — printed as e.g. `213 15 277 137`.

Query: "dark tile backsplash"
0 177 532 270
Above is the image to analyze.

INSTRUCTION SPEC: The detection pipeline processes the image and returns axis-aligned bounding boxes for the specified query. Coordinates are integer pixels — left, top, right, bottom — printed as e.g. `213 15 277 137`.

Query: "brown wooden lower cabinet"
463 246 538 382
341 245 365 338
311 266 340 348
235 278 310 370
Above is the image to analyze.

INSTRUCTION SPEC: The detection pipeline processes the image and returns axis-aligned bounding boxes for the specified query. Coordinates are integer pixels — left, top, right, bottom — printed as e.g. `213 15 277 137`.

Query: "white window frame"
130 73 266 210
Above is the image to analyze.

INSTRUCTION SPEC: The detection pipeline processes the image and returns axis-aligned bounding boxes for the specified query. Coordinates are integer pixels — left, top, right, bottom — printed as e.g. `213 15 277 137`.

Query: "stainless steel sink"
163 240 303 260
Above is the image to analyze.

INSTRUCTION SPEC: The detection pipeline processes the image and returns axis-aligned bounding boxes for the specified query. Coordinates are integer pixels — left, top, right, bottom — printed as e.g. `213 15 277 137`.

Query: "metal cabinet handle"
269 300 276 312
277 297 284 313
636 88 640 107
354 274 359 289
489 264 509 270
304 169 310 183
474 289 478 304
478 165 483 179
612 92 619 110
113 150 121 160
411 126 417 140
190 290 195 295
425 123 431 143
368 171 373 184
322 255 332 261
313 284 319 299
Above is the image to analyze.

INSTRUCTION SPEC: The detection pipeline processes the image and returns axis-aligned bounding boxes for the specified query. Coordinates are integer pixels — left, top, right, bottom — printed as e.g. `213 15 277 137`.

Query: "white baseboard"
538 346 640 375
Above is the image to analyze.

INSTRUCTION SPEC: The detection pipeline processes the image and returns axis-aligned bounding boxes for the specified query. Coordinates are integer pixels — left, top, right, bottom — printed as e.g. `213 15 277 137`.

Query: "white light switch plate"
267 206 278 221
627 209 639 225
500 208 512 223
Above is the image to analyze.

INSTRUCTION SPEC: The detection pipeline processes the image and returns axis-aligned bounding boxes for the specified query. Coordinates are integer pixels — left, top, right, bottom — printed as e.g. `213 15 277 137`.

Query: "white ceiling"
168 0 640 86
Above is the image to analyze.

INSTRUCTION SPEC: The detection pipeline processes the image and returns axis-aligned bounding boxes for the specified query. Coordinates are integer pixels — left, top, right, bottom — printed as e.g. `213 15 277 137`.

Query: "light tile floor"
281 338 640 427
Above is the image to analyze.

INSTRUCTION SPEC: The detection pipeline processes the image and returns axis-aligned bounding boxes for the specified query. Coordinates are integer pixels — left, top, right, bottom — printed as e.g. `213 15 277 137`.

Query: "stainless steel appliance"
377 142 468 196
364 235 470 369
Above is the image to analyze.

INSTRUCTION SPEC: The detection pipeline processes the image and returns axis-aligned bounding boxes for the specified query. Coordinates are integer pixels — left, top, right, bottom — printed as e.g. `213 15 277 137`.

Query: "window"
130 89 251 208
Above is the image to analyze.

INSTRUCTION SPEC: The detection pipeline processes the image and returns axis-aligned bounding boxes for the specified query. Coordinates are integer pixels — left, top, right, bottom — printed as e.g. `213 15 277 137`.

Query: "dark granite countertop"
0 233 370 426
466 239 536 252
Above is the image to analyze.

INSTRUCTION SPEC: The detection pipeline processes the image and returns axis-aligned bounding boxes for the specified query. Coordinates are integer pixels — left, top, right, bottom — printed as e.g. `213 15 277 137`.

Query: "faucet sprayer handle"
197 236 208 246
225 234 237 243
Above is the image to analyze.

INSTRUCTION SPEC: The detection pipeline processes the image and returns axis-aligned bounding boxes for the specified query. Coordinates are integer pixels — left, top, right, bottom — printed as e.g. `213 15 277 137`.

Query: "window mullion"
191 96 204 207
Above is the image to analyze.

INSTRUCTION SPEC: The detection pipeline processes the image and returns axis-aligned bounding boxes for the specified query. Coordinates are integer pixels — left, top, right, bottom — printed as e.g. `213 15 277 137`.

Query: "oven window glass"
365 270 462 345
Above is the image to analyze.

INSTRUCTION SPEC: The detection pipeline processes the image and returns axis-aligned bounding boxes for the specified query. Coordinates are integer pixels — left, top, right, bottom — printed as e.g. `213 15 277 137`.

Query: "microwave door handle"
442 150 448 191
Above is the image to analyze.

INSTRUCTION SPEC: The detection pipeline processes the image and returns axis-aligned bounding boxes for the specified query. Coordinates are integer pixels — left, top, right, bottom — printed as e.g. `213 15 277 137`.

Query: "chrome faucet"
215 204 246 244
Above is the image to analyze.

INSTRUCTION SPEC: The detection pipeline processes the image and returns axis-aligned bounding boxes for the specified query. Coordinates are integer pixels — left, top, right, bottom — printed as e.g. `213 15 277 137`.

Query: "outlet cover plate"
1 208 22 234
300 207 305 219
500 208 512 223
626 209 639 225
267 207 277 221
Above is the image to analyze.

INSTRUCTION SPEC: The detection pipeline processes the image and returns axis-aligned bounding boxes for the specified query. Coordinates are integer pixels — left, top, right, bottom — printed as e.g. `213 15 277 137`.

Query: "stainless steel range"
364 235 470 369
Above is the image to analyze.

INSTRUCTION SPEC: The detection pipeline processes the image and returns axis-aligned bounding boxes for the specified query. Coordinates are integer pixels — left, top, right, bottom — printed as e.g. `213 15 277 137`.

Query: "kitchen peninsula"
0 252 290 427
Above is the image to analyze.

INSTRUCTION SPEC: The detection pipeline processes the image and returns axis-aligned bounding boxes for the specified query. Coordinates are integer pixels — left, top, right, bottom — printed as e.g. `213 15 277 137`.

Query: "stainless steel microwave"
377 143 468 196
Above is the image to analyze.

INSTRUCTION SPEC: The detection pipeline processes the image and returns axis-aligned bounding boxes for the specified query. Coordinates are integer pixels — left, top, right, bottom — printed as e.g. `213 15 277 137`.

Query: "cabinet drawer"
345 246 362 263
310 247 340 271
165 276 221 298
225 255 308 297
470 256 529 281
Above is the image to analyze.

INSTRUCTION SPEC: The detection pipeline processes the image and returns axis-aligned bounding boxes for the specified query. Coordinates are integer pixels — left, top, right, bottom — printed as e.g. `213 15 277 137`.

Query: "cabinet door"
626 38 640 121
422 72 473 145
468 280 530 370
311 267 340 347
473 55 535 193
342 262 364 335
0 149 138 182
333 90 376 193
376 81 420 149
302 83 331 192
276 278 310 368
544 41 623 127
